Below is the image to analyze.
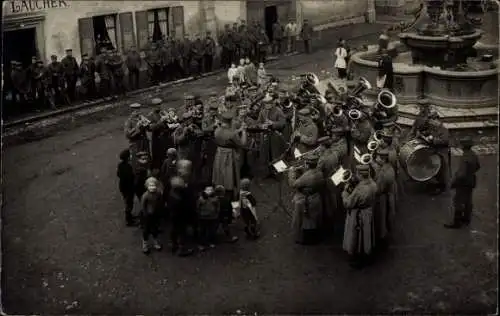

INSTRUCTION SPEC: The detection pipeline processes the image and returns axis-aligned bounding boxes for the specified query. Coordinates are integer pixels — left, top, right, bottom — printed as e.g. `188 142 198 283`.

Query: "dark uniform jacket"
451 150 480 188
301 23 314 40
126 50 142 71
61 56 79 76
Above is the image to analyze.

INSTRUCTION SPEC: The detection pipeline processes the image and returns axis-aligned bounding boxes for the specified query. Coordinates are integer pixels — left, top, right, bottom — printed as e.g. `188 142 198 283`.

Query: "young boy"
140 177 164 254
116 149 136 226
257 62 267 87
197 186 220 250
227 63 238 85
168 176 194 256
134 151 151 200
239 178 260 240
216 185 239 243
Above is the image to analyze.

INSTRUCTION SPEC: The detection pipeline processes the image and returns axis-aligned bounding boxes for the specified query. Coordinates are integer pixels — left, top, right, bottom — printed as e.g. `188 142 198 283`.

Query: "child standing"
239 178 260 240
257 62 267 87
140 177 164 254
168 176 195 256
117 149 136 226
216 185 239 243
134 151 151 200
197 186 220 250
227 63 237 84
237 58 246 83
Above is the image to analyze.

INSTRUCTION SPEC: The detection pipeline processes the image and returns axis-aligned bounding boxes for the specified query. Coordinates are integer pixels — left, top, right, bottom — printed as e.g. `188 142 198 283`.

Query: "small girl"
257 62 267 87
239 178 260 240
237 58 246 83
117 149 136 226
197 186 220 250
228 63 237 84
140 177 164 254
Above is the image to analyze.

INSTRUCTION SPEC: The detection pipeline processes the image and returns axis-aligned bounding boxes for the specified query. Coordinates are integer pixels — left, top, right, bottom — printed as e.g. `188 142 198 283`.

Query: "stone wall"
300 0 368 26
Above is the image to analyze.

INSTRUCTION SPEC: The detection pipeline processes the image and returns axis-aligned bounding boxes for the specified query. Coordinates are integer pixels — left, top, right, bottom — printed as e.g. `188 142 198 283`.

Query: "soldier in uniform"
125 45 142 91
232 23 242 61
218 25 229 68
202 31 215 73
212 111 248 200
300 19 314 54
222 24 236 67
146 98 170 171
342 164 378 268
257 29 270 63
27 56 39 102
257 94 287 177
96 48 112 99
146 43 162 85
371 148 397 250
180 35 192 77
124 105 151 172
29 58 46 105
173 112 204 183
292 108 319 154
200 93 220 186
161 37 174 82
109 49 126 97
190 34 205 76
445 138 480 229
48 55 69 106
416 111 451 194
61 49 79 102
272 20 284 55
79 54 95 101
10 61 29 107
288 153 324 244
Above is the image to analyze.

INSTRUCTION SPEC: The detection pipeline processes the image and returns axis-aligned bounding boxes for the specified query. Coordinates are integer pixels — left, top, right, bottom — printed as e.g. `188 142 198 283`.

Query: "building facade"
2 0 373 66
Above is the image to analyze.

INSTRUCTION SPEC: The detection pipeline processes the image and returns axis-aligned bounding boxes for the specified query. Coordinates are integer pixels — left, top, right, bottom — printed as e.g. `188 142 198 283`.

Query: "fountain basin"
349 41 498 108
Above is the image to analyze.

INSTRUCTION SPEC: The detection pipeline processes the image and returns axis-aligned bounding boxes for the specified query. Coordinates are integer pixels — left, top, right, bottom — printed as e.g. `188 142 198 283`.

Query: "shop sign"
6 0 69 15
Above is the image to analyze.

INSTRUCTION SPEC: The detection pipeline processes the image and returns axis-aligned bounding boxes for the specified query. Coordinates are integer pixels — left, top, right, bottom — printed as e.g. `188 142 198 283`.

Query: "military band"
119 73 468 268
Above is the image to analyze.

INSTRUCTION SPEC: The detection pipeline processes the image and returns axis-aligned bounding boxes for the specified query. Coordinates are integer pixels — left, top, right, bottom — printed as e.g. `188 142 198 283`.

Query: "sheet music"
330 166 347 186
294 148 302 158
272 160 288 173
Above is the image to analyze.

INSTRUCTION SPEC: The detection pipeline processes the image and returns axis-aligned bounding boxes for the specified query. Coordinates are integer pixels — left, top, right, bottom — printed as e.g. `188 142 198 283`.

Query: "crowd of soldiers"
118 51 480 268
5 18 315 119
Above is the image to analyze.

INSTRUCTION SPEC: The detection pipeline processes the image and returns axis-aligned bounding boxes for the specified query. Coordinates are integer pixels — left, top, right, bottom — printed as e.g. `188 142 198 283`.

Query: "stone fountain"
347 0 499 139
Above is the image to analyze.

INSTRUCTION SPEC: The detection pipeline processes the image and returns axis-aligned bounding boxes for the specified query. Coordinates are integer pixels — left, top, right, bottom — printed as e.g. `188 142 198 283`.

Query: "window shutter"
78 17 95 58
119 12 135 52
171 6 184 39
135 10 149 50
167 8 174 37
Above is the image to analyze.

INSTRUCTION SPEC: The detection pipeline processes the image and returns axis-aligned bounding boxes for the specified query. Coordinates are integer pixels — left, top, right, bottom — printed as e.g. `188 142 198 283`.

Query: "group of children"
117 148 260 256
227 57 268 87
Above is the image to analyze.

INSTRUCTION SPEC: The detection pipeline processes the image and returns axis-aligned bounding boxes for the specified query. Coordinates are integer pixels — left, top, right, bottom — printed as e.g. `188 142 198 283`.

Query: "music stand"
267 144 295 217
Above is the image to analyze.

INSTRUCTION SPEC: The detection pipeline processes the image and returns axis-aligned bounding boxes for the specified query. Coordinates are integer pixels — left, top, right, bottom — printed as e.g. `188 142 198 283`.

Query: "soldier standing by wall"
110 49 125 97
79 54 94 101
232 23 242 61
300 19 314 54
126 45 142 91
191 34 205 76
203 31 216 73
171 36 183 80
48 55 69 106
181 35 193 77
61 48 79 102
96 48 112 99
272 20 284 55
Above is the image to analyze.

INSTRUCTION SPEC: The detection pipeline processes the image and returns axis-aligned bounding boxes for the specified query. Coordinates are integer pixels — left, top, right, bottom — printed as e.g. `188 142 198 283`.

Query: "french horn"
350 77 372 96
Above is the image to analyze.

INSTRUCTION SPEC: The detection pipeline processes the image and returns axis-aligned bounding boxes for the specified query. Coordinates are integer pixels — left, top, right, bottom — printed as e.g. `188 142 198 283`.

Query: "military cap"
305 153 320 163
36 60 43 64
220 111 234 121
119 149 130 160
51 55 57 59
209 92 218 97
166 148 177 155
181 112 193 120
151 98 163 105
129 102 141 108
460 137 474 148
297 108 311 116
82 53 89 58
240 178 251 190
356 164 370 173
247 86 258 92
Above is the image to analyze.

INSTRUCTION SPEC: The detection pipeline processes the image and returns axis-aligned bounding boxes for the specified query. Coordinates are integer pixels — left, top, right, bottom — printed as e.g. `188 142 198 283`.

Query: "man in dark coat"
203 31 216 73
109 49 126 97
10 61 29 107
190 34 205 76
272 20 284 55
146 43 162 85
61 48 79 102
79 54 95 101
95 48 112 98
445 138 481 229
377 49 394 91
125 45 142 91
300 19 314 54
161 38 174 82
48 55 69 106
232 23 242 61
180 35 192 77
171 37 183 80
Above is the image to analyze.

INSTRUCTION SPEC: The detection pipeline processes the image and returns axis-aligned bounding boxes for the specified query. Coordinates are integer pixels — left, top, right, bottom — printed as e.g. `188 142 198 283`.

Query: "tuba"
350 77 372 96
374 89 398 118
332 105 343 117
367 140 379 152
360 153 373 165
348 108 362 120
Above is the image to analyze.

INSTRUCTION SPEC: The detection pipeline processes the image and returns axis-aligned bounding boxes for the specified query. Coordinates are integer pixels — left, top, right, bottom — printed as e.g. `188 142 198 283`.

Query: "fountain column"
367 0 377 23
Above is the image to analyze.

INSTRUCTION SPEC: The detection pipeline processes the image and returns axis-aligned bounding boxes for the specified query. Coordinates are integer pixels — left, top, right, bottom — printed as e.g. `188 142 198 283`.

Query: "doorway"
3 28 37 68
264 5 278 42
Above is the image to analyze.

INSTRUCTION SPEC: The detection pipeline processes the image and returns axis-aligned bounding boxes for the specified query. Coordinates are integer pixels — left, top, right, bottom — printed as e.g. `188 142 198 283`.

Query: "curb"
3 27 384 130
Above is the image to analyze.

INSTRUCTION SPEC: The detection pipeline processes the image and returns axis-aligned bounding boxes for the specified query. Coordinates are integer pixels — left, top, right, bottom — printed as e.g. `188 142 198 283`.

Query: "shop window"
93 14 118 54
148 8 170 42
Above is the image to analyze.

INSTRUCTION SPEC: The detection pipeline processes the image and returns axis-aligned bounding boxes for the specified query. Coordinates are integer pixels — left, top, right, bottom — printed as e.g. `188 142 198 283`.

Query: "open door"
264 5 278 42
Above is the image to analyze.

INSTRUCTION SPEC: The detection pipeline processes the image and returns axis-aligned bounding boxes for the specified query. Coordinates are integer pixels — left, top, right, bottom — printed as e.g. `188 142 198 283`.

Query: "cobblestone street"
1 26 498 315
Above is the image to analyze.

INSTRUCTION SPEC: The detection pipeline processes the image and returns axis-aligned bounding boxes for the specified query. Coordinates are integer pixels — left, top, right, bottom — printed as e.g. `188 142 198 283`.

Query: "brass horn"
375 89 398 117
360 153 373 165
138 115 151 127
367 140 379 152
348 109 362 120
350 77 372 96
304 72 320 86
332 105 343 117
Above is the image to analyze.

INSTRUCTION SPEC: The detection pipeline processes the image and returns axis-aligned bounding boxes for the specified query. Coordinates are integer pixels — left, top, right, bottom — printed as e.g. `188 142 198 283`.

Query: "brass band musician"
200 100 221 186
173 112 204 181
124 105 151 171
292 108 319 154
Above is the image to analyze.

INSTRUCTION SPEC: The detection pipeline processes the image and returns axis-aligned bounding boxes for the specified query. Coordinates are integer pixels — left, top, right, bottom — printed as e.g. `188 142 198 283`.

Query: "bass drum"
399 138 442 182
